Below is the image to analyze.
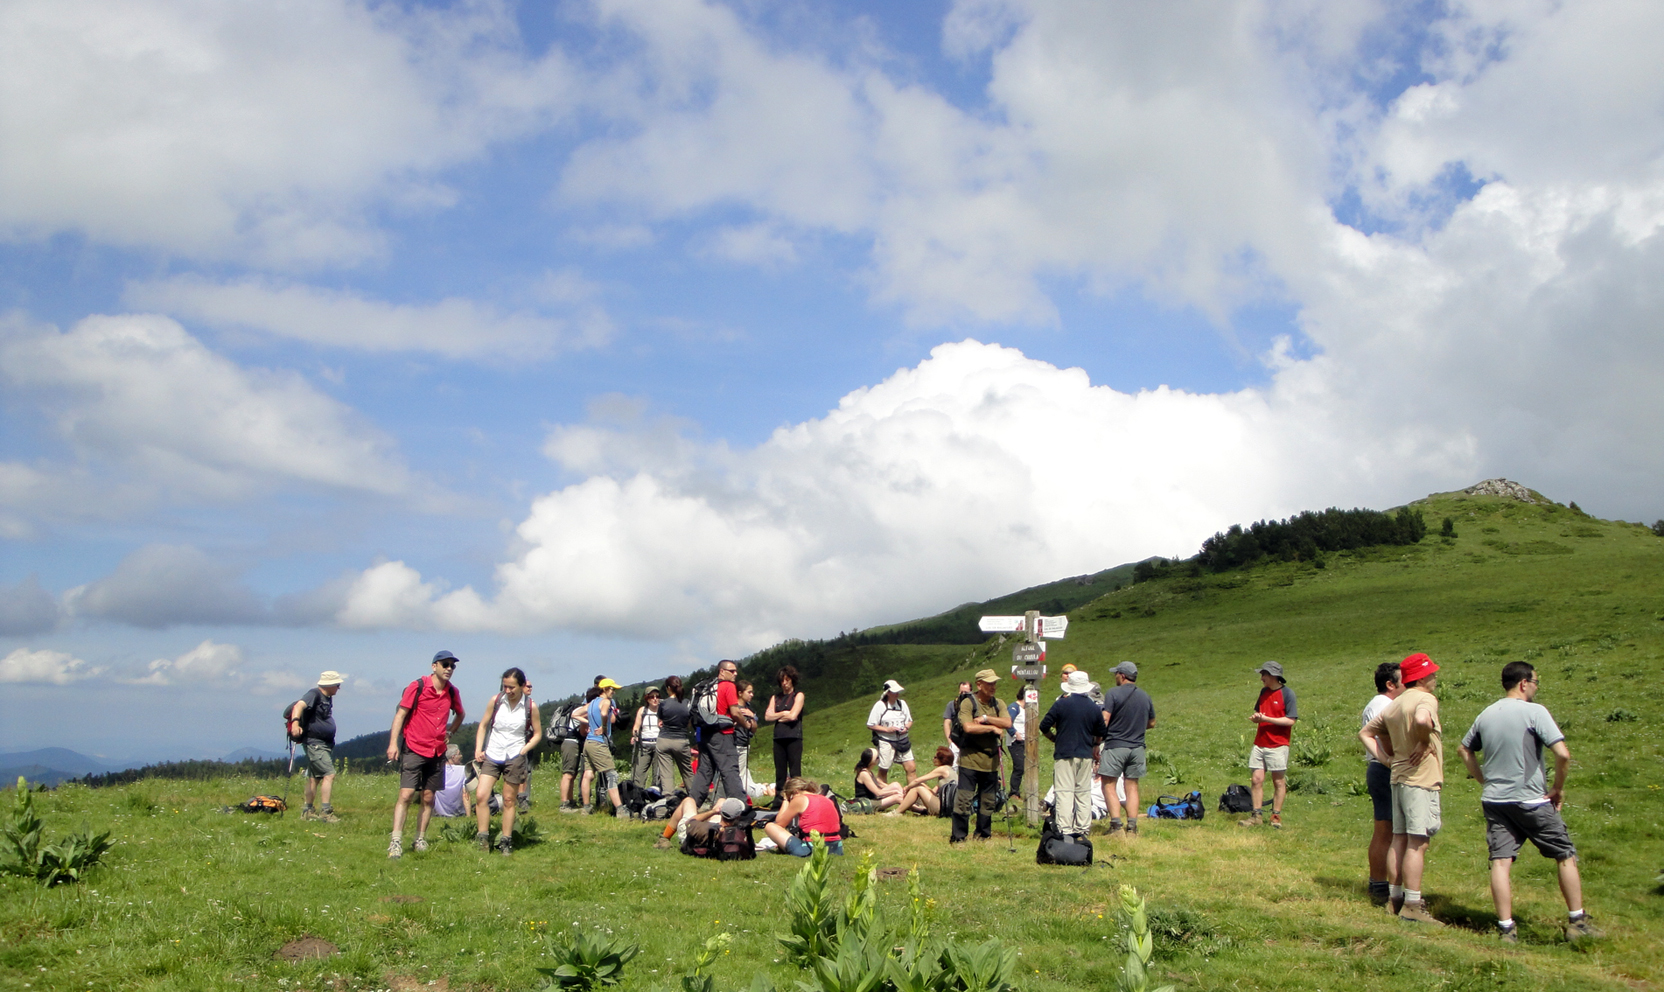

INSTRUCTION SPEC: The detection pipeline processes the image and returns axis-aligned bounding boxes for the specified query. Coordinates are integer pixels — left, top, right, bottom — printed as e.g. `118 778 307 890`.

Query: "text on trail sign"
978 615 1069 638
1011 665 1045 680
1011 643 1042 666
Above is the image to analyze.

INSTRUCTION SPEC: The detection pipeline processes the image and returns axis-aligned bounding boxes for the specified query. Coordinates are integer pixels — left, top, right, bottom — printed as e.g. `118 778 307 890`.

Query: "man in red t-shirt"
1242 661 1298 828
688 661 745 803
384 650 465 858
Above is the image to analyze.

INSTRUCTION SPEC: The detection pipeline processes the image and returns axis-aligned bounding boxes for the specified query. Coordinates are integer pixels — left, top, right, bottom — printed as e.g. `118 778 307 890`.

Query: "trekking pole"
281 738 295 818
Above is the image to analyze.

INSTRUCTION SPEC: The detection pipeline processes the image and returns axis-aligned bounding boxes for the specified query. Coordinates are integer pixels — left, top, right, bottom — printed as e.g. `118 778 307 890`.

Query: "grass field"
4 489 1662 991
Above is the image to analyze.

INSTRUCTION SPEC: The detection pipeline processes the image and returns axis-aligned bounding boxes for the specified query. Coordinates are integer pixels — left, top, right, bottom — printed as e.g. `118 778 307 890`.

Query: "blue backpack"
1147 791 1205 820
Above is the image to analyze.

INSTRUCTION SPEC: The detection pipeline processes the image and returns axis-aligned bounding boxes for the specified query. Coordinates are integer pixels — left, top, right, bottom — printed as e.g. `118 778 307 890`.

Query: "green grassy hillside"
5 487 1661 992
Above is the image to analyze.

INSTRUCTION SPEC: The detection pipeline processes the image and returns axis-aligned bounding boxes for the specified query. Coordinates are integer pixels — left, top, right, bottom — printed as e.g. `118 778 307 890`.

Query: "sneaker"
476 832 491 852
578 807 593 816
300 808 320 821
1270 813 1283 829
1240 813 1262 828
653 836 673 850
1497 924 1519 945
498 837 513 857
1397 900 1443 926
316 810 340 824
413 836 429 853
559 802 580 814
1565 916 1605 941
1384 895 1404 917
387 836 403 859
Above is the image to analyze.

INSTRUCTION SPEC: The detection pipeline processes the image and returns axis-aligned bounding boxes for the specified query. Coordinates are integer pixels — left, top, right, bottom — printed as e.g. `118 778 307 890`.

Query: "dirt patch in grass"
386 974 450 991
876 866 909 880
274 936 338 961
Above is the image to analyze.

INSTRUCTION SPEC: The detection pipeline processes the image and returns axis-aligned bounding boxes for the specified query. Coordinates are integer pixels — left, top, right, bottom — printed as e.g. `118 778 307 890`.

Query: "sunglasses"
437 661 457 670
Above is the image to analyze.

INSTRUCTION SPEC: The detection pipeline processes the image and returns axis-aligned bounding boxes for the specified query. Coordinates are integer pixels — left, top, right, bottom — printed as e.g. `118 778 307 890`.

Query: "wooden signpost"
978 610 1068 824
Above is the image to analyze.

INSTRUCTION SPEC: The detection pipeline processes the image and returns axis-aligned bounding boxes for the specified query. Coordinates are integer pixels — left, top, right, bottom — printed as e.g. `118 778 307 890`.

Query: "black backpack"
1148 791 1205 820
617 779 655 814
1218 784 1254 814
946 692 976 748
1036 817 1092 866
681 814 756 860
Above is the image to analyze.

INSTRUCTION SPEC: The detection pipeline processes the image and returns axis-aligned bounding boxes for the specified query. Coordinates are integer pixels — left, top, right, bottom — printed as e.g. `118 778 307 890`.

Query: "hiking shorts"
1366 762 1392 821
1248 745 1289 772
560 738 581 776
1098 746 1147 779
1483 802 1576 862
1391 783 1441 838
304 741 335 778
876 738 914 770
583 740 617 788
399 751 446 793
478 754 529 786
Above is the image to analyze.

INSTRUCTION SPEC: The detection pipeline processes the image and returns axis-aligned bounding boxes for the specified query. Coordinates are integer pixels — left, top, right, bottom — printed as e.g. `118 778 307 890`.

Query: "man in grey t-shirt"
1098 662 1155 834
1458 661 1602 944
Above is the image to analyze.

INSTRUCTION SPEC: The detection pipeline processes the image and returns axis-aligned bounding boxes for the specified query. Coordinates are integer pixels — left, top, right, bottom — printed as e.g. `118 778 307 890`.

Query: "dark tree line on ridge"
1134 506 1428 583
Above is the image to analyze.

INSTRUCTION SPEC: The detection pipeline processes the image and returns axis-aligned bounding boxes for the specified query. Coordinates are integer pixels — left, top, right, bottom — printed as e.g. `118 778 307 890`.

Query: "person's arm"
785 691 804 722
524 701 543 754
1361 713 1394 760
1039 702 1059 743
1547 740 1570 809
448 688 466 735
765 695 780 722
1360 726 1385 763
631 706 645 744
943 715 955 743
866 702 887 734
1405 700 1435 765
724 687 744 724
387 706 410 762
287 697 308 740
1457 744 1483 783
961 701 1009 735
475 694 496 762
1146 700 1156 730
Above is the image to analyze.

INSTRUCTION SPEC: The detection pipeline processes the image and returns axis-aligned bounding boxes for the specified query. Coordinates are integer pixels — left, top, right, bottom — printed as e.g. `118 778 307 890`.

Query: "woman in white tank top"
472 667 542 855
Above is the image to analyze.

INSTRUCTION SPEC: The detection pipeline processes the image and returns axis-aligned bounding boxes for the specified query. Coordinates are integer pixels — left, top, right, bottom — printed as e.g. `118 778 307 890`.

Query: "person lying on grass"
854 747 906 810
764 777 844 856
887 747 957 816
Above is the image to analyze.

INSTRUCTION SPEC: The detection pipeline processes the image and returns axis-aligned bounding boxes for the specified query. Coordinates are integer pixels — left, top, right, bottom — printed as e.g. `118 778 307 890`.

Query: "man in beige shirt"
1361 652 1443 925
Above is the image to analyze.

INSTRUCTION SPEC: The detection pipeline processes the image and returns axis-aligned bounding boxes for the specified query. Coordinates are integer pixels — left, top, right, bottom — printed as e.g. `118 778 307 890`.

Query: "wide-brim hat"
1400 653 1439 683
882 679 905 694
317 671 346 686
1063 671 1093 694
1256 661 1284 679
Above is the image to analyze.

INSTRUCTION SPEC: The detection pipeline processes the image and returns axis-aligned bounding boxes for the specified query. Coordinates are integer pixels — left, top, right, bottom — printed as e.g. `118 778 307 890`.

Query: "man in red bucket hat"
1362 652 1444 925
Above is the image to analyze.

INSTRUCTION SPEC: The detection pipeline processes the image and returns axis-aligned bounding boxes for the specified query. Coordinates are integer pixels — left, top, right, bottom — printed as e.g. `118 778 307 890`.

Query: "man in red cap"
1362 652 1444 925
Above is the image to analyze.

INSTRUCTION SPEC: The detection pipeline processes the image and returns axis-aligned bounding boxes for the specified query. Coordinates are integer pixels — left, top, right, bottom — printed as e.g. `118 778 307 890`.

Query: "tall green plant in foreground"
1116 886 1176 992
536 926 641 991
1 777 114 887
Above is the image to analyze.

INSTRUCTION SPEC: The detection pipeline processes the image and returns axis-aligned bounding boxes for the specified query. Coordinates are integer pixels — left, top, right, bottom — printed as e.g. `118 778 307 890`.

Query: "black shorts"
1366 762 1392 822
400 751 446 793
1483 801 1577 861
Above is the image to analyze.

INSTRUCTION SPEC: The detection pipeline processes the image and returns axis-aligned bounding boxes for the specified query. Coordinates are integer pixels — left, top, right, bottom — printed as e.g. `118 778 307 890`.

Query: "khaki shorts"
1391 783 1441 838
399 751 446 793
304 741 335 778
583 739 615 776
1098 746 1146 779
876 738 914 770
477 754 529 786
1248 745 1289 772
560 738 581 776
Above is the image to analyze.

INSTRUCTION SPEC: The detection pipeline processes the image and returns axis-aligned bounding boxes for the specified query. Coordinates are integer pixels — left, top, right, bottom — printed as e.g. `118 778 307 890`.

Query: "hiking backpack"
681 814 756 860
237 795 287 814
690 678 734 731
946 692 976 748
1036 816 1093 866
1218 784 1254 814
548 702 582 745
283 697 307 743
1147 791 1205 821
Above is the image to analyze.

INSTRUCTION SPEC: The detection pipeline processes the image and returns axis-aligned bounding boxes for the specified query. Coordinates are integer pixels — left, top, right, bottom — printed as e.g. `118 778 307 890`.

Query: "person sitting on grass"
887 747 957 816
763 777 844 856
853 747 906 810
432 744 474 818
473 666 542 855
681 797 754 858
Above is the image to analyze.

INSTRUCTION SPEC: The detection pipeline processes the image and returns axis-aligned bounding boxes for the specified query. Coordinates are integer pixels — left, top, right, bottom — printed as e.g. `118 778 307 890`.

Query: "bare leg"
304 776 318 807
901 760 917 784
1369 820 1394 881
391 787 416 834
606 785 623 812
1387 833 1405 886
1399 835 1429 892
1124 778 1141 826
1249 768 1266 812
1269 770 1287 814
319 774 334 807
1556 857 1583 913
416 790 436 838
1490 858 1514 921
560 773 575 805
475 774 498 835
1103 777 1123 822
580 768 594 808
500 785 517 838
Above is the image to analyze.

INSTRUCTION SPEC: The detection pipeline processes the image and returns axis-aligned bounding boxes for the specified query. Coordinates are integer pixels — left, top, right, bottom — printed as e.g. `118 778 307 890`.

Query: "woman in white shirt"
631 687 664 791
864 680 915 785
473 667 542 855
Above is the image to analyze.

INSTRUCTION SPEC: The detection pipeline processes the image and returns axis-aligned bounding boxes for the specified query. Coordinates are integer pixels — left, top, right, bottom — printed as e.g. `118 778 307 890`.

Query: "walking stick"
281 738 295 818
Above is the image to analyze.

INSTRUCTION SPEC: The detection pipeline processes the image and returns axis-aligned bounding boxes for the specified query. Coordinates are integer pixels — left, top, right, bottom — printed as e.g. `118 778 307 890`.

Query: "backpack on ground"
1218 784 1254 814
1147 791 1205 821
681 812 756 860
1036 816 1092 866
690 678 734 731
643 793 681 820
817 785 858 840
237 795 287 814
841 797 876 815
548 702 582 745
617 779 655 815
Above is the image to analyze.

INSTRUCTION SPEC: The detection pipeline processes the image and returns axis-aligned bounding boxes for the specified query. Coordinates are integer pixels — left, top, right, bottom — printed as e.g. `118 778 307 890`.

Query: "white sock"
390 830 402 841
1405 889 1421 904
1497 918 1514 929
1569 909 1585 921
1389 885 1404 899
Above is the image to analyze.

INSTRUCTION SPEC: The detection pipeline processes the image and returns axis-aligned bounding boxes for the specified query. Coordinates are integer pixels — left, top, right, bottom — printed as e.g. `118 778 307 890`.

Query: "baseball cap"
1399 653 1439 683
882 679 905 694
974 668 1000 684
597 677 622 689
1063 671 1093 694
720 798 746 819
1111 661 1138 678
1255 661 1284 679
317 671 346 686
432 650 459 666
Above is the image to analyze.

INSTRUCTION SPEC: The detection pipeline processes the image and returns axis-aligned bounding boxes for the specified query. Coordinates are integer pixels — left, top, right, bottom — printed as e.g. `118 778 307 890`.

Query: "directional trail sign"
979 615 1068 638
1011 643 1042 666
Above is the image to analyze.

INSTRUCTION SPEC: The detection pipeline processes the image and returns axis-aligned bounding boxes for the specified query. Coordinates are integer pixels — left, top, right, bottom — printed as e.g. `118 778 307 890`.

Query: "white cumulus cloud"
0 647 103 685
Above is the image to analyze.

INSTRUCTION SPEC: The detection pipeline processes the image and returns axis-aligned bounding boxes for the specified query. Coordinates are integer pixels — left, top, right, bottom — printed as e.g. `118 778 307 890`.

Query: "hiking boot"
498 837 513 857
559 802 580 814
1125 820 1139 836
517 797 530 814
1497 924 1519 945
476 831 491 852
1397 900 1443 926
1368 883 1390 906
300 807 319 821
387 836 403 859
653 836 673 850
1270 813 1283 829
1107 819 1122 834
1240 813 1262 828
1384 895 1404 917
412 836 429 854
1565 916 1605 941
615 807 630 820
316 809 340 824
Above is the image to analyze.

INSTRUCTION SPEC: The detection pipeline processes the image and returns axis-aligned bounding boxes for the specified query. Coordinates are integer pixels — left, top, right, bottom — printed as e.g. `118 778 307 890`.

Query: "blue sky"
3 0 1662 761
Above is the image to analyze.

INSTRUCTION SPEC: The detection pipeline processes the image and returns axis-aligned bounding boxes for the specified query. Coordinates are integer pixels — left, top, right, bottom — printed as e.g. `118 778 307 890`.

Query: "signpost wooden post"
979 609 1068 825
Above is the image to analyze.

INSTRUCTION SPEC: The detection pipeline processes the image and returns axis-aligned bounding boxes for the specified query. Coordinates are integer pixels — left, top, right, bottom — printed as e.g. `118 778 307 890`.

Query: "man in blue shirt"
1458 661 1603 944
1040 670 1104 841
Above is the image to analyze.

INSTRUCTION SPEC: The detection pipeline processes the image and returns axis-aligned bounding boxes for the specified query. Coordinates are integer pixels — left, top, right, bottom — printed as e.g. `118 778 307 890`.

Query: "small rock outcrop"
1462 479 1539 503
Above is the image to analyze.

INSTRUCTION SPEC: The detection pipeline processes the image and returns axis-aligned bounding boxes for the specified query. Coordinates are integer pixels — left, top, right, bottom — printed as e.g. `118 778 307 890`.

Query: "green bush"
536 927 640 991
2 777 115 887
1606 709 1639 723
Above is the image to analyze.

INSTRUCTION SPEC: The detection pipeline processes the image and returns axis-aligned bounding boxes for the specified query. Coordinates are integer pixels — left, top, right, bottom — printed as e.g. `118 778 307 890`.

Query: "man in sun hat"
385 650 465 859
289 671 346 822
1243 661 1298 829
1040 669 1104 840
866 679 915 785
1458 661 1603 944
1362 652 1444 925
1100 661 1156 834
950 669 1011 843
